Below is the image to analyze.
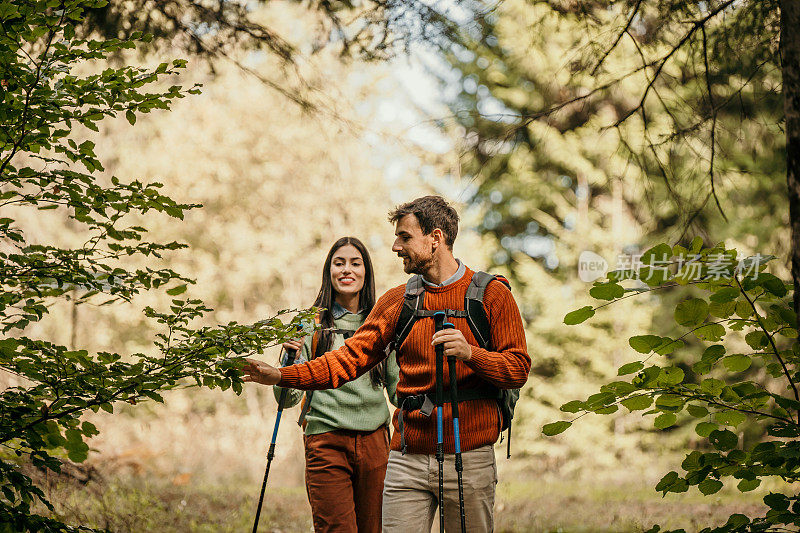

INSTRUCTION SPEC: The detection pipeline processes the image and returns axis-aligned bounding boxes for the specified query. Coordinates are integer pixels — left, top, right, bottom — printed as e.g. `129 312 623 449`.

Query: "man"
244 195 530 532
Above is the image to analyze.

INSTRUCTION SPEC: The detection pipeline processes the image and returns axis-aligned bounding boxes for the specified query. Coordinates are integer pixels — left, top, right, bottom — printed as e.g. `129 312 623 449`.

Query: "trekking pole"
252 328 301 533
433 311 446 533
443 320 466 533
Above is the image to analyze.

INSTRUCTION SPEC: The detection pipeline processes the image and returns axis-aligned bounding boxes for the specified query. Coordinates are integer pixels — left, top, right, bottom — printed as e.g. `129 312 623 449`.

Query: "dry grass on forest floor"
27 388 769 532
496 475 766 532
37 465 768 533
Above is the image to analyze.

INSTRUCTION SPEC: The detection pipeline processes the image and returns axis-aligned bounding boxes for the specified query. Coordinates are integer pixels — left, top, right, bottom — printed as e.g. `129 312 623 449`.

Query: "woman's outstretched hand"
243 358 282 386
282 339 304 353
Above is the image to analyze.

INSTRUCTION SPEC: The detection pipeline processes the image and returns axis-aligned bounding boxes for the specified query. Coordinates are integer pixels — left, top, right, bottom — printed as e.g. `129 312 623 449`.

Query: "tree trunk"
782 0 800 329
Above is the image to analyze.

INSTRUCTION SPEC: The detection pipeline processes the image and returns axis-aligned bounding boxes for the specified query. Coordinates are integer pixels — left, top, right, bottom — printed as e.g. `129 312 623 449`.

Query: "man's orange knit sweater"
278 266 530 454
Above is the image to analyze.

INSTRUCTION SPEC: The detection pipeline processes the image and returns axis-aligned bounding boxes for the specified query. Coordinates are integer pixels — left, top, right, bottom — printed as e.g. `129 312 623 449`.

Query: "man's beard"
401 253 434 275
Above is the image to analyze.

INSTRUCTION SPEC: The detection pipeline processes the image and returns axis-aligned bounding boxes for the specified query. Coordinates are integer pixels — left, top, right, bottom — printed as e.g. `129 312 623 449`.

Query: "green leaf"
692 361 712 375
709 300 736 319
0 2 21 18
126 110 136 125
757 273 788 297
601 381 636 395
564 306 594 325
745 331 768 350
701 345 726 363
655 394 684 412
78 140 95 155
735 300 753 319
166 284 187 296
632 365 661 388
621 395 653 411
737 478 761 492
66 444 89 463
723 354 752 373
695 422 717 437
164 205 185 219
629 335 662 354
674 298 709 327
586 391 616 408
143 391 164 403
589 282 624 301
81 421 99 437
560 400 584 413
654 338 684 355
698 479 723 495
715 411 747 428
768 424 800 438
764 493 790 511
774 395 800 411
708 429 738 451
618 361 644 375
654 412 677 429
657 367 684 386
655 471 678 492
694 323 726 342
594 405 618 415
639 243 673 286
686 404 708 418
655 471 687 494
724 515 751 528
542 421 572 436
710 286 740 303
700 378 724 396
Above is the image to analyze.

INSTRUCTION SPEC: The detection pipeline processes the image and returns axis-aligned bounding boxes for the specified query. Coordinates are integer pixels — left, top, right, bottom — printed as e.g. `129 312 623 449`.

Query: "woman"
273 236 398 533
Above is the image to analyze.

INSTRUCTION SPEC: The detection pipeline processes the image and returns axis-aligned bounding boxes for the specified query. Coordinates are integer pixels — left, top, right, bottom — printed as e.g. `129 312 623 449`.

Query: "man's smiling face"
392 214 435 275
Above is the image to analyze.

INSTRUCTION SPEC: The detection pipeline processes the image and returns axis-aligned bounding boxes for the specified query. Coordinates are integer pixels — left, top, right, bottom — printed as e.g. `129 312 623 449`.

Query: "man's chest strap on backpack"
396 386 500 454
412 309 468 319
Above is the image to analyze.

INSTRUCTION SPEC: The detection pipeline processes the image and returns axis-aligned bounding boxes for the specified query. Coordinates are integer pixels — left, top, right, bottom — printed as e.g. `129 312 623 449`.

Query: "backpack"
389 270 520 458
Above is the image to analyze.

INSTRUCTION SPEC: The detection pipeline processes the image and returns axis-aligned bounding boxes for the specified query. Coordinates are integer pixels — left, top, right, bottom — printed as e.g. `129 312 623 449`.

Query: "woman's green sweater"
273 309 399 436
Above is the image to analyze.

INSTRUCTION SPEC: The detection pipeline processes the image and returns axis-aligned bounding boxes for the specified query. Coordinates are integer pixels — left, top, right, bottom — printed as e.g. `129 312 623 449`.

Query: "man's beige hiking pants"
381 444 497 532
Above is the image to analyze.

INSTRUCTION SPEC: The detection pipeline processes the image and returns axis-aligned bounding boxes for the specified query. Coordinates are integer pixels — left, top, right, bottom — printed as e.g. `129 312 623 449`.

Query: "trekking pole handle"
434 311 446 332
442 321 460 456
268 325 303 451
433 311 446 444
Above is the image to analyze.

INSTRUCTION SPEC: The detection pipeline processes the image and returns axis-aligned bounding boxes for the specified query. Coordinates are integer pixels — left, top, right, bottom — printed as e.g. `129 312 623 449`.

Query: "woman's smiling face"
330 244 365 298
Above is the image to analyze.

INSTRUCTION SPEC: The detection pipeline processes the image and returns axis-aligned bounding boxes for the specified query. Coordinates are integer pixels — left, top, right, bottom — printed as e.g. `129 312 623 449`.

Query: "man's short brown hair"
388 195 459 249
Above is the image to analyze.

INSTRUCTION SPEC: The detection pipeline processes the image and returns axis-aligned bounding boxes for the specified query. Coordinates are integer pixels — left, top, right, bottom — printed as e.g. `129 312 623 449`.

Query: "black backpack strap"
386 275 425 357
464 271 512 350
333 328 357 339
297 391 314 426
464 271 495 350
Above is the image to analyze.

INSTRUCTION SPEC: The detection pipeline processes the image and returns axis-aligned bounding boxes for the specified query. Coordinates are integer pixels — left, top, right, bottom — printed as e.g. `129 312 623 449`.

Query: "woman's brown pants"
303 427 390 533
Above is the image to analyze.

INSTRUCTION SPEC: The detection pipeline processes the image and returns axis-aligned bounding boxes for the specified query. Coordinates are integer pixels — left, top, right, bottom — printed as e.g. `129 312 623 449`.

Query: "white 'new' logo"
578 251 608 282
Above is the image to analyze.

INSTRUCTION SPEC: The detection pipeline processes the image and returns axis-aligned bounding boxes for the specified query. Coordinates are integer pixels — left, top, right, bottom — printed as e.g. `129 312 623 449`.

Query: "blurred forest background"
5 0 793 531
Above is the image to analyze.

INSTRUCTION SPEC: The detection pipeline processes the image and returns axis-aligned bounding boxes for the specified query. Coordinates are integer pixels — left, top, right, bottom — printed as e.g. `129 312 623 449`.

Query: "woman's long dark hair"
313 237 385 387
